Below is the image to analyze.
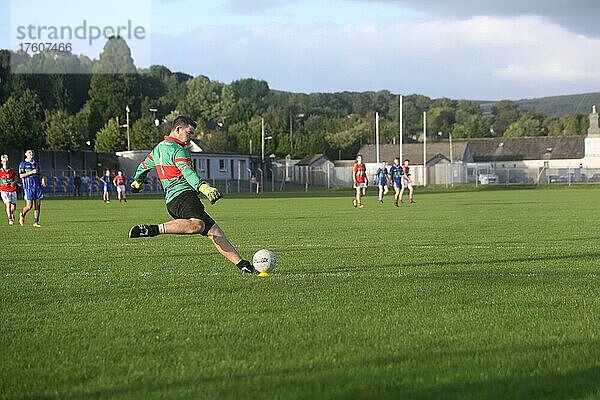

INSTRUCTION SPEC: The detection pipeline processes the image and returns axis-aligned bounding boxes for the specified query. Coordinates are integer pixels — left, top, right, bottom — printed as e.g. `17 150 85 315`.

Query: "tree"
561 113 587 136
503 115 544 137
325 117 370 157
88 37 142 135
11 51 93 113
401 95 432 140
156 68 190 118
73 105 92 146
491 100 520 135
231 78 269 101
130 116 161 150
380 118 399 144
229 117 263 154
186 76 232 127
0 89 45 150
199 132 229 152
452 111 492 138
94 119 124 152
44 110 81 151
543 116 564 136
0 50 13 104
427 106 455 135
228 78 269 124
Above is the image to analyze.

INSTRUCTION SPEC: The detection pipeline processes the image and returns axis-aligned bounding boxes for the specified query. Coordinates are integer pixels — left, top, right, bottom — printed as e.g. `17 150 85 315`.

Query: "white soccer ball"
252 249 276 273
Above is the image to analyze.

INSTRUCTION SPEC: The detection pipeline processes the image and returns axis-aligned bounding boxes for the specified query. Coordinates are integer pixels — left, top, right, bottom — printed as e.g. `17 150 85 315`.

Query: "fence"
274 163 600 189
37 164 600 197
41 170 269 197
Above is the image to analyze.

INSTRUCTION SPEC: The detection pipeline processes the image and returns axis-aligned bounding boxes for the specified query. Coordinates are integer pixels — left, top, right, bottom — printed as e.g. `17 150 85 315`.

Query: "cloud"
221 0 296 14
151 15 600 100
364 0 600 38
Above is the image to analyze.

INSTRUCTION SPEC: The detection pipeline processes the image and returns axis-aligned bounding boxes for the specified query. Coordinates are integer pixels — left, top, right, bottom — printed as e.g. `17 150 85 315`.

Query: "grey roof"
296 154 331 166
467 136 584 162
333 160 356 167
358 142 469 165
357 136 585 164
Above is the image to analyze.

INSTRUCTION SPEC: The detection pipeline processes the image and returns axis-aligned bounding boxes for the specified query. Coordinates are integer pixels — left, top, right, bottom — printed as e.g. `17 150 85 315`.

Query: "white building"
116 143 260 186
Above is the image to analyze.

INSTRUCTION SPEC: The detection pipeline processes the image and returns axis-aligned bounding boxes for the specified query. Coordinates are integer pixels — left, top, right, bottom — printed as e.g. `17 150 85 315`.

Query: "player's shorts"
393 180 402 189
377 179 388 186
353 182 367 189
1 190 16 204
167 190 216 236
402 180 413 189
24 187 43 201
103 184 110 192
116 185 126 193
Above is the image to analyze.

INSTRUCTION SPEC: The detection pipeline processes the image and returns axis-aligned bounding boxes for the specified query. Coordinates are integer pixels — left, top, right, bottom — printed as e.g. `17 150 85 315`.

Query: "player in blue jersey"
389 157 403 207
19 149 47 227
374 161 389 204
101 169 112 203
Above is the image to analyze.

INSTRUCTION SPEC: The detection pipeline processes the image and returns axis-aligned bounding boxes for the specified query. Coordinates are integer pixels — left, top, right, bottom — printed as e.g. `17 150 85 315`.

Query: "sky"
1 0 600 100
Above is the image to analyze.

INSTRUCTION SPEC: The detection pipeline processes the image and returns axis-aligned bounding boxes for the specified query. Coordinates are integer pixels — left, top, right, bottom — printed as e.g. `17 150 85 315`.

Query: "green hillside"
515 92 600 116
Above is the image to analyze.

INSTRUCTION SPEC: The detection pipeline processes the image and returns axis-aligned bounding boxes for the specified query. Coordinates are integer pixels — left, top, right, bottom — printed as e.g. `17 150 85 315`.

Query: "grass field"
2 187 600 399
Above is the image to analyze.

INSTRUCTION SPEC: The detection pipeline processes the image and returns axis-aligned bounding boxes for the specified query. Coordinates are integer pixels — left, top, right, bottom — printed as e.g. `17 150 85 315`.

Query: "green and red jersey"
0 168 17 192
133 136 204 203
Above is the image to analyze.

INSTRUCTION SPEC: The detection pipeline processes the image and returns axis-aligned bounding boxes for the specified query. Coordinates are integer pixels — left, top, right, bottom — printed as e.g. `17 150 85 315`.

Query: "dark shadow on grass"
18 345 600 400
59 219 125 224
406 365 600 400
450 237 600 246
404 251 600 270
280 250 600 277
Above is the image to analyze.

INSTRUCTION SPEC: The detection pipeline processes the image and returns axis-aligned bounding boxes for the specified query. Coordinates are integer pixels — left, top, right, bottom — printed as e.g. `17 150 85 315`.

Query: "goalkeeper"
128 115 256 274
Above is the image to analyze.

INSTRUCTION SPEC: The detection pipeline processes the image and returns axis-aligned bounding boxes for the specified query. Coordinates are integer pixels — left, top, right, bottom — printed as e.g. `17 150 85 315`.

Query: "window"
219 159 226 171
197 159 206 171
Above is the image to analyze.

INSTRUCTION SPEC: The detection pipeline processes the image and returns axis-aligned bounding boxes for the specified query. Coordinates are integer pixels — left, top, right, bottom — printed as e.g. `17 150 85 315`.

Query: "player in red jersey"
399 159 415 204
352 154 368 208
113 170 127 203
0 154 17 225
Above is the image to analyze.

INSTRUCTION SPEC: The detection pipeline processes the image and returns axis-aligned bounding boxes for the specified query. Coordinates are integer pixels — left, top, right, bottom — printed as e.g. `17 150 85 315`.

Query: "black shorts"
166 190 215 236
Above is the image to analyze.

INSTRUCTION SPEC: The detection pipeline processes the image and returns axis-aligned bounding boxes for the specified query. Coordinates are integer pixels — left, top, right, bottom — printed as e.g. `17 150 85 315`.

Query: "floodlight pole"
149 108 159 126
126 105 130 151
449 133 454 187
423 111 427 187
399 95 403 163
261 117 265 163
375 111 380 164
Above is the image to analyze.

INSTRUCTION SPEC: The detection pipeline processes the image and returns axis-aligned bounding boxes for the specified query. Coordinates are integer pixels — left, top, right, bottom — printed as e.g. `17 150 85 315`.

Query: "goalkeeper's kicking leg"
129 218 255 273
128 191 256 274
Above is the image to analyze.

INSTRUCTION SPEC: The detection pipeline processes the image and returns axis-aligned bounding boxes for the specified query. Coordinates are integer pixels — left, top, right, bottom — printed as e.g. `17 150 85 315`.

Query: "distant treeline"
514 93 600 117
0 37 591 160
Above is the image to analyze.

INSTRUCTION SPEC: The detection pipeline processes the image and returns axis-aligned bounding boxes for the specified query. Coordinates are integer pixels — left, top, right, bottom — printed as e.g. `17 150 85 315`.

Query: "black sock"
148 225 159 237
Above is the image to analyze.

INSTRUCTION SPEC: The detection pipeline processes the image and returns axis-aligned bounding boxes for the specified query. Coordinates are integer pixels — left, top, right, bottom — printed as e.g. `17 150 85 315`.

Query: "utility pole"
289 111 293 158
